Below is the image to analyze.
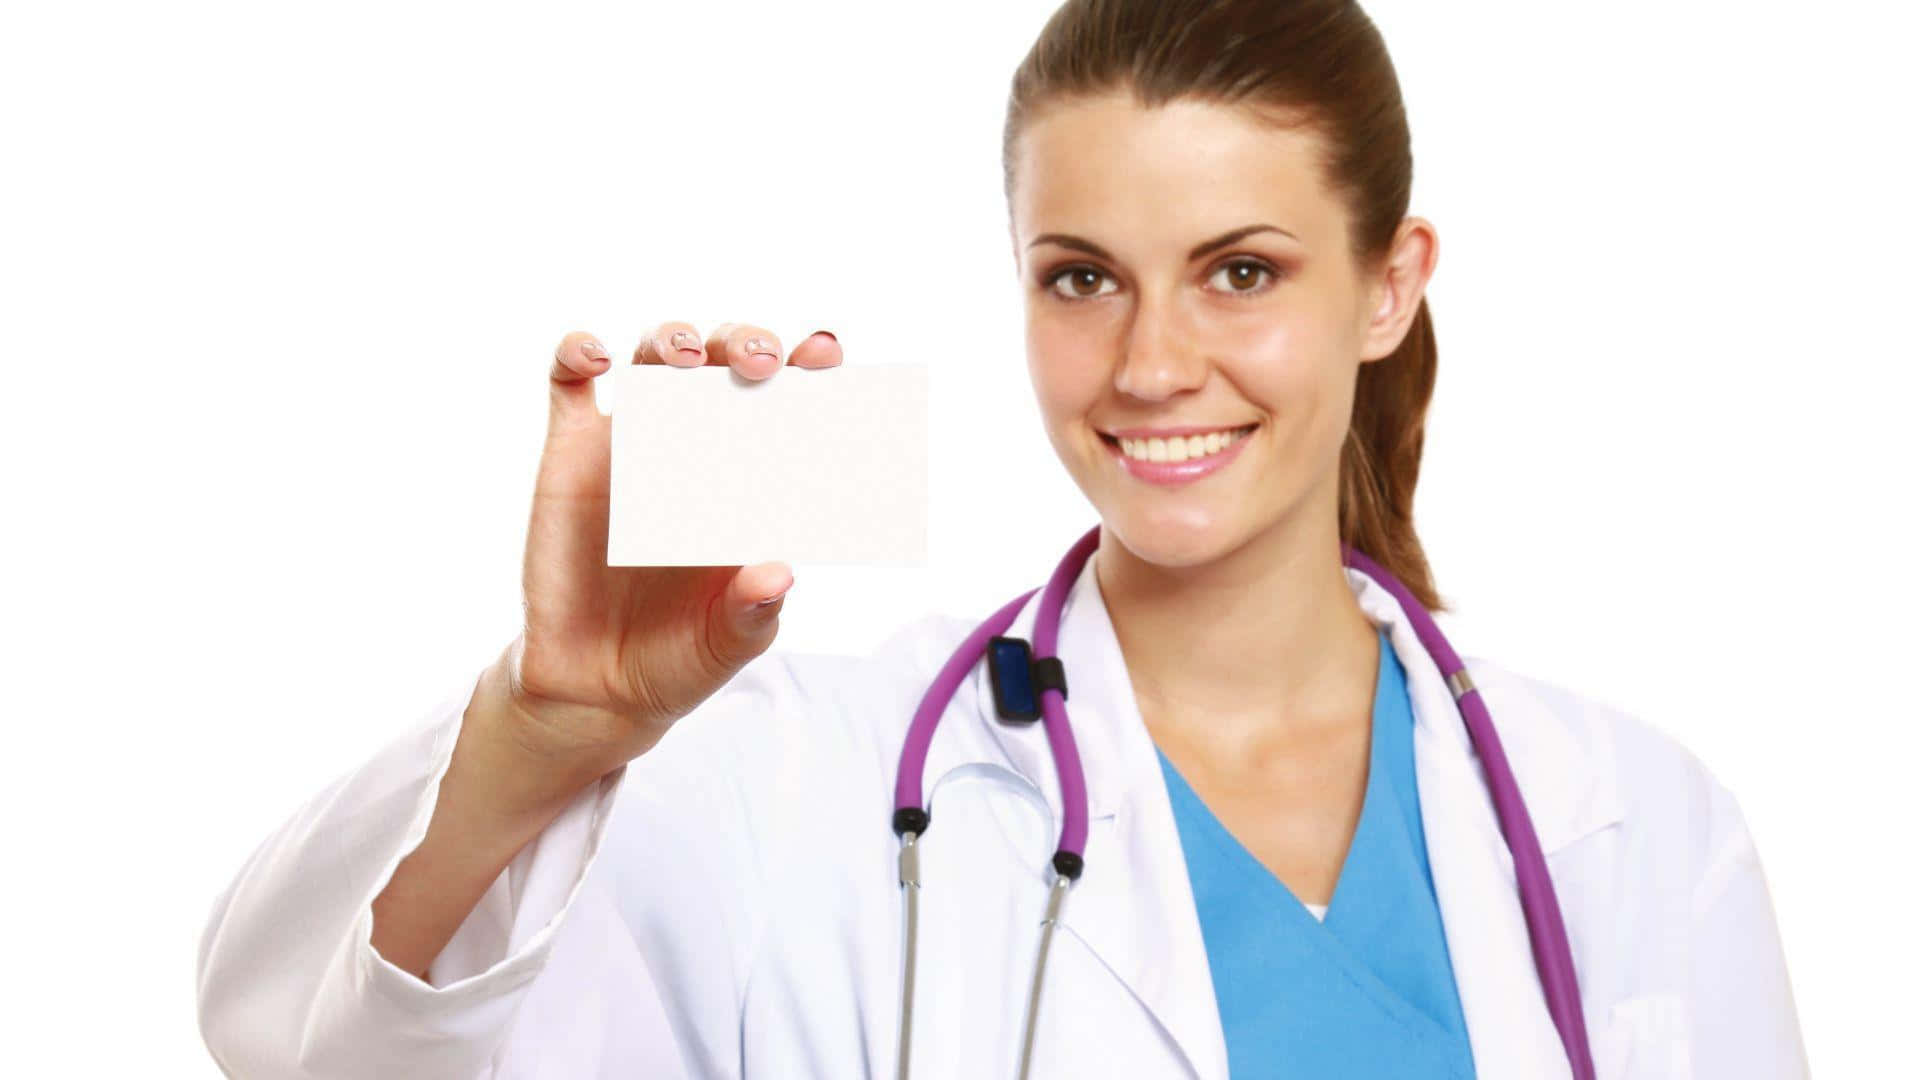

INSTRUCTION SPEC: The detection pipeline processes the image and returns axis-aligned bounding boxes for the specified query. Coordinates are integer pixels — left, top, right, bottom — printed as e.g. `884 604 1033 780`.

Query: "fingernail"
754 589 787 607
809 330 837 343
669 329 701 355
744 336 777 360
581 338 608 362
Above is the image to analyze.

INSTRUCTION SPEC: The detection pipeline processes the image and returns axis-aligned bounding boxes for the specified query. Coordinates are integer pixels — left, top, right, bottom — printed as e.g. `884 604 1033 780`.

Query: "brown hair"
1001 0 1446 613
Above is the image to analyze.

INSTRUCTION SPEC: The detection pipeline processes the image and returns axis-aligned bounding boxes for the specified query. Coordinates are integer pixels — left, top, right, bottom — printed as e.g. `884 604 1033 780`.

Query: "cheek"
1026 324 1106 425
1234 323 1357 456
1235 321 1334 410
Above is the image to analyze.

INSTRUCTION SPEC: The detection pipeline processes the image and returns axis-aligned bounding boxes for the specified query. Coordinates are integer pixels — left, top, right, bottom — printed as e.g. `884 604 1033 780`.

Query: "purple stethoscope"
890 523 1594 1080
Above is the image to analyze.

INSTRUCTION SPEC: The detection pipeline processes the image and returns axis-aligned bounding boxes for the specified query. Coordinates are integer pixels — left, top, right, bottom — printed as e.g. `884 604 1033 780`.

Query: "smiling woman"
1007 90 1440 618
991 5 1804 1078
193 2 1809 1078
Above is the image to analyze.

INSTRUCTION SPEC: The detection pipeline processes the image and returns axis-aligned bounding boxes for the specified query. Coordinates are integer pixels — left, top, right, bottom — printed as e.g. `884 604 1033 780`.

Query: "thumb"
710 562 795 664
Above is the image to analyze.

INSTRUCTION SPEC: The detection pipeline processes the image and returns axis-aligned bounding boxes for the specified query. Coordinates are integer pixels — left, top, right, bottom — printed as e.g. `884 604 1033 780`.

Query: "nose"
1112 292 1209 402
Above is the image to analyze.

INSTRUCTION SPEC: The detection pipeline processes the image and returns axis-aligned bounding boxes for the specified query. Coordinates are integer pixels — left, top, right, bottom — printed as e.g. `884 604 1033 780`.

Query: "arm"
368 657 618 982
1686 786 1810 1077
194 647 812 1079
193 666 645 1079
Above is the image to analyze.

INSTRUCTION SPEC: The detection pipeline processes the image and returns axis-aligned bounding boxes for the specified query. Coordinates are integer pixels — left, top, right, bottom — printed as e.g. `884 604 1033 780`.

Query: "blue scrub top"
1154 626 1477 1078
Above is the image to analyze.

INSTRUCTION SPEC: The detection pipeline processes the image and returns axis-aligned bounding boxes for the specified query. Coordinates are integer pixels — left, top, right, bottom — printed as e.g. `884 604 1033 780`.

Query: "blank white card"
608 363 929 566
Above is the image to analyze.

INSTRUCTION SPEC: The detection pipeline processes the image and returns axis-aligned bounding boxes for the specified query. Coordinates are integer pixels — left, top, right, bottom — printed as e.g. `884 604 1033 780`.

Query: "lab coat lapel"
958 556 1229 1080
1348 567 1624 1080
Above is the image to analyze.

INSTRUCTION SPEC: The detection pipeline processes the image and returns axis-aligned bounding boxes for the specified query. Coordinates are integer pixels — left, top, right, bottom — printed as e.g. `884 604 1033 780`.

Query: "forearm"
369 657 610 981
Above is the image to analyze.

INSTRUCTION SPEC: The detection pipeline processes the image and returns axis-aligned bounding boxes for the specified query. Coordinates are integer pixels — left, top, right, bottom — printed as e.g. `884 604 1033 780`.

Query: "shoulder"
1458 654 1754 889
1453 661 1805 1062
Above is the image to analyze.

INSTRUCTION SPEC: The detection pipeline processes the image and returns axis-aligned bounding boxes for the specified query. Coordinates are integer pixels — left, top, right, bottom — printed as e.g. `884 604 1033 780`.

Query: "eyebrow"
1025 223 1299 263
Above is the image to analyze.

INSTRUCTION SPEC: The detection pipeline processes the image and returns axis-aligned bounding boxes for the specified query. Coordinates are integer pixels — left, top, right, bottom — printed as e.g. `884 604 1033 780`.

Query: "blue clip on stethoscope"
890 523 1595 1080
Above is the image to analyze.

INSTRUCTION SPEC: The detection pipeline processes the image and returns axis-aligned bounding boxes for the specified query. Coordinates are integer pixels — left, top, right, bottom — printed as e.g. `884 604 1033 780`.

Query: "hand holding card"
458 324 922 815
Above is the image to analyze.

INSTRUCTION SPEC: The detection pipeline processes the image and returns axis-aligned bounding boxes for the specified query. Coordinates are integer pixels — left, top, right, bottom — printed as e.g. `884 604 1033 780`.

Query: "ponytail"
1340 295 1444 613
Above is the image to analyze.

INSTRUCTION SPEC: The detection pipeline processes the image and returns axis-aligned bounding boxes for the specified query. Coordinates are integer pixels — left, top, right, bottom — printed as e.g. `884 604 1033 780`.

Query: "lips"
1099 422 1258 487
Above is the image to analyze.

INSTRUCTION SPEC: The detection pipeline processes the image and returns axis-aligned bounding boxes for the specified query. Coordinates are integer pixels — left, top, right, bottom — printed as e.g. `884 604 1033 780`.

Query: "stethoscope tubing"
1340 543 1594 1075
891 523 1596 1080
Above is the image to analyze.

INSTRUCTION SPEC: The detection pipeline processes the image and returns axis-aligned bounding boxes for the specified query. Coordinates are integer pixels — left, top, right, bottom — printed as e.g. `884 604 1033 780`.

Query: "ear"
1358 216 1439 363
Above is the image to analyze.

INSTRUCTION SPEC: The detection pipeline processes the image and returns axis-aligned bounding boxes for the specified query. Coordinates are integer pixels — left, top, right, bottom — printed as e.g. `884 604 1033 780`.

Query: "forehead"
1011 92 1337 252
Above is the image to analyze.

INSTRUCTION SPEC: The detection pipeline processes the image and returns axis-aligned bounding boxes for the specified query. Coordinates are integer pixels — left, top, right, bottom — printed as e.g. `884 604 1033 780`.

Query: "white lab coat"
195 555 1809 1079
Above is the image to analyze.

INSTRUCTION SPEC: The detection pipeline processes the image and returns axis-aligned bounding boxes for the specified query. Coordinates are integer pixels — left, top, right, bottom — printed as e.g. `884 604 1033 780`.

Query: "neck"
1094 509 1380 751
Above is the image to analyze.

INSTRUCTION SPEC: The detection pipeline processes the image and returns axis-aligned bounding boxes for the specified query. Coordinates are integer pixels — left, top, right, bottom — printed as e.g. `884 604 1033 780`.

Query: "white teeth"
1117 426 1251 463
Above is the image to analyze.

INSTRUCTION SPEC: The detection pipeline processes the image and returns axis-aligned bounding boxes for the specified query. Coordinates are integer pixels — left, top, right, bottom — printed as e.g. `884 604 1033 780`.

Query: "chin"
1099 506 1245 570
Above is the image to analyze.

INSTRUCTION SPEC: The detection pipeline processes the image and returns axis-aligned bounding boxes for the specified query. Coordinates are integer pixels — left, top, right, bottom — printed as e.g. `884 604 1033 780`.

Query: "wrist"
458 653 624 827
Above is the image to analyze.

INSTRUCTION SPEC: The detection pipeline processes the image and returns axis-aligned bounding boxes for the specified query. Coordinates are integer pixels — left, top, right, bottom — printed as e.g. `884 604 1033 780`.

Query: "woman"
195 1 1807 1077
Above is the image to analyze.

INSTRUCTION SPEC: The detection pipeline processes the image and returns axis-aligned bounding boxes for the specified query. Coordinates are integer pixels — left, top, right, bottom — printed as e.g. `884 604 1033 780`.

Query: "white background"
2 0 1911 1074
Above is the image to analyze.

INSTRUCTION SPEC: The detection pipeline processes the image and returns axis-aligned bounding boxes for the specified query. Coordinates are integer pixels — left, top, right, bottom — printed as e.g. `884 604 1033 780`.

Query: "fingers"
550 331 612 434
705 322 785 381
634 322 843 381
789 329 844 369
552 330 611 384
633 321 709 369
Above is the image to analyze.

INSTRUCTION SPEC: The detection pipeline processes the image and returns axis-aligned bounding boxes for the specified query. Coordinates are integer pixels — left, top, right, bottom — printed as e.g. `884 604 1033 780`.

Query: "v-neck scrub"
1153 626 1477 1078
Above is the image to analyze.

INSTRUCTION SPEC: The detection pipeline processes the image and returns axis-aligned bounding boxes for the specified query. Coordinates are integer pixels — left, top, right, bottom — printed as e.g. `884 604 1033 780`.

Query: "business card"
608 363 929 566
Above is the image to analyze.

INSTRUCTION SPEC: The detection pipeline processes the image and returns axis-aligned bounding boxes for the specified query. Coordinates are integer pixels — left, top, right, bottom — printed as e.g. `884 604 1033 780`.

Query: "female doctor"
195 1 1808 1077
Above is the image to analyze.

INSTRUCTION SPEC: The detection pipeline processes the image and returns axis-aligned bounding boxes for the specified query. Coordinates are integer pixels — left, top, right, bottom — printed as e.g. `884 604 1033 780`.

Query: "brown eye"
1044 265 1116 301
1209 258 1279 295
